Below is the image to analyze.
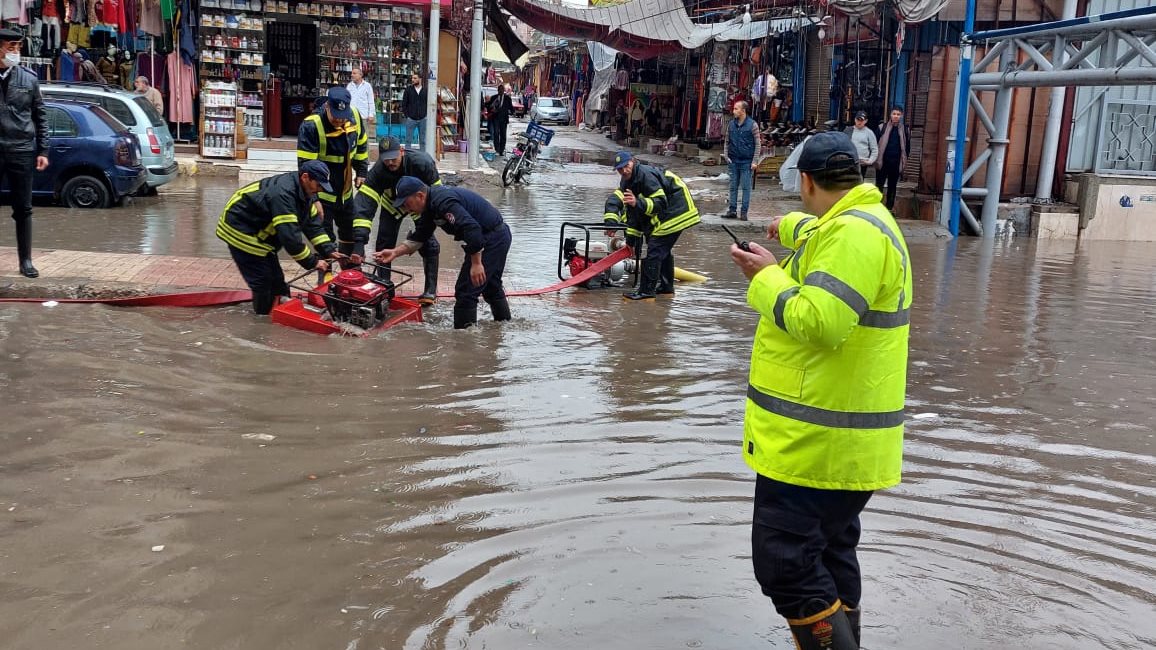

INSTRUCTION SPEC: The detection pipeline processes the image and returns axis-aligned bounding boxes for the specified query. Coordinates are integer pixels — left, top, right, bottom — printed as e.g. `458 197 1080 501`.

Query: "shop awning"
484 39 530 67
499 0 815 59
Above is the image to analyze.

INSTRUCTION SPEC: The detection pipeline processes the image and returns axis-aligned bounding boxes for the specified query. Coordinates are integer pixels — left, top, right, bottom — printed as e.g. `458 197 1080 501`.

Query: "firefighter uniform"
740 133 912 649
605 152 699 300
215 164 336 315
352 137 442 301
297 87 369 258
392 178 512 329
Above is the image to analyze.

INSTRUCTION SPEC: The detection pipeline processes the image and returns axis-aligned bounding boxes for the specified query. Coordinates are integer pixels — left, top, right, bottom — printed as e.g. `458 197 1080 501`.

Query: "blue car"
11 99 148 209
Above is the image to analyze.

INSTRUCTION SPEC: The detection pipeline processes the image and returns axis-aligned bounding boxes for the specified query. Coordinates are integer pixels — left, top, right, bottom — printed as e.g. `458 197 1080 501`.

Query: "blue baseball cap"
326 86 355 122
796 131 859 173
379 136 403 160
613 151 633 170
300 160 334 193
392 176 427 208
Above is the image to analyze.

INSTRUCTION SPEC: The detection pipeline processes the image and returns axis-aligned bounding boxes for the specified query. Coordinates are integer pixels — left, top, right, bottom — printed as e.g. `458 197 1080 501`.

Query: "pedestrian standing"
134 75 163 115
373 177 512 329
0 28 49 278
874 107 909 211
401 73 427 149
486 84 513 157
346 66 376 136
846 111 878 180
723 100 761 221
729 132 912 650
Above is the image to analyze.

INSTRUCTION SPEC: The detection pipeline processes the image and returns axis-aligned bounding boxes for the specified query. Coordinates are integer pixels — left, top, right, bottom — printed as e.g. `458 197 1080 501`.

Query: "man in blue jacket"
723 100 761 221
372 177 512 329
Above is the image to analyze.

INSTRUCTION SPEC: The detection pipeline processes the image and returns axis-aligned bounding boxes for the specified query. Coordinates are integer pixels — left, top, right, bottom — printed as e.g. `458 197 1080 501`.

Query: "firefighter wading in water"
297 86 369 262
352 136 442 304
603 151 700 301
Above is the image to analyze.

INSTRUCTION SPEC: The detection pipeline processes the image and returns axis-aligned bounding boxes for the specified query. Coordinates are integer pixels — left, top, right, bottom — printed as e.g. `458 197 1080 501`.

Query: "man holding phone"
729 132 912 649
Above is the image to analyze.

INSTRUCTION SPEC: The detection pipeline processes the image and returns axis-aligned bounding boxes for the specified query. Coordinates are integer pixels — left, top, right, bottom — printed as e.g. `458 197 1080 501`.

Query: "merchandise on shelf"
438 86 460 152
201 82 239 159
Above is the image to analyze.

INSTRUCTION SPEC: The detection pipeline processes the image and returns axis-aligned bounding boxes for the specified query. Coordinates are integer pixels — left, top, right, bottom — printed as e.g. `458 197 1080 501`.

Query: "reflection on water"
0 180 1154 650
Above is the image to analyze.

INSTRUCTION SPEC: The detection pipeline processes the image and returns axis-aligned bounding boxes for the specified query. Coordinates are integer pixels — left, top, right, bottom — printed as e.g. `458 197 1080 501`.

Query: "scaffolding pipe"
970 67 1156 87
943 0 978 236
1035 0 1077 201
980 48 1016 237
969 6 1156 41
467 0 484 168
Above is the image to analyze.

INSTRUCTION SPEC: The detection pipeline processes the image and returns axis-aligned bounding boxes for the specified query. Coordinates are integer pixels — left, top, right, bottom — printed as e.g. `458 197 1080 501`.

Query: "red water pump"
323 269 395 330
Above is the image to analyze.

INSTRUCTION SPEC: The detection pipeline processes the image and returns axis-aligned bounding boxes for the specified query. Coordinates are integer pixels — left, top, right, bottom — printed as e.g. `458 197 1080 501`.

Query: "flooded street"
0 167 1154 649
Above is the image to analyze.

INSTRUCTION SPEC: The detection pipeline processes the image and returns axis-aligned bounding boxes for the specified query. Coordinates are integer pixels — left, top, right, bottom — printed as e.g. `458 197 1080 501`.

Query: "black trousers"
875 162 901 210
641 230 682 293
1 151 35 225
374 214 441 259
454 224 511 312
751 474 873 619
320 199 355 251
229 246 290 315
490 117 509 155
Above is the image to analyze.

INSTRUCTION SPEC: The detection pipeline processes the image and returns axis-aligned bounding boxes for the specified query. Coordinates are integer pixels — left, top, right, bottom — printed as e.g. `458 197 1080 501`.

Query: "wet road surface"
0 169 1153 649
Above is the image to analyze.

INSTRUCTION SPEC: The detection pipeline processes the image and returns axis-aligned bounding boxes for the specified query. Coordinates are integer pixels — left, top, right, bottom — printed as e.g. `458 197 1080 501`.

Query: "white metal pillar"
467 0 484 168
1035 0 1078 201
979 47 1015 237
423 0 441 155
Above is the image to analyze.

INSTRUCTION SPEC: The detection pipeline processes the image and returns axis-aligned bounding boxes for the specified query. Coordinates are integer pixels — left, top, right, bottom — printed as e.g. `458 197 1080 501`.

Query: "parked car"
41 81 177 192
511 94 525 118
0 100 147 209
529 97 570 125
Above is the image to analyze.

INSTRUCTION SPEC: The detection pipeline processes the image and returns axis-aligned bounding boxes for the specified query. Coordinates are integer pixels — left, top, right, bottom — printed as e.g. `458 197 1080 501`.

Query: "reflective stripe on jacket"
214 171 334 268
296 110 369 203
351 149 441 245
618 162 700 237
743 183 911 491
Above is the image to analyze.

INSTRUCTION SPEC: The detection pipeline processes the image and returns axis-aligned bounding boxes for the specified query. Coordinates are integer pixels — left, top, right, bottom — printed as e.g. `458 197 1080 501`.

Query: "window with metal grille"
1098 100 1156 176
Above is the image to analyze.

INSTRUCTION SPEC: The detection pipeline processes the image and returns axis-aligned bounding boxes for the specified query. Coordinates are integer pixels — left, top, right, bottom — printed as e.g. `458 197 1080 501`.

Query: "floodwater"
1 167 1154 650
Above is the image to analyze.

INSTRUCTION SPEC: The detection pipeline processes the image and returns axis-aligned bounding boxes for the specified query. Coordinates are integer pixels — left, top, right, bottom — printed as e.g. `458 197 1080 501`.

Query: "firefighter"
351 136 442 304
372 177 512 330
730 132 912 649
605 152 700 301
215 161 339 315
297 86 369 262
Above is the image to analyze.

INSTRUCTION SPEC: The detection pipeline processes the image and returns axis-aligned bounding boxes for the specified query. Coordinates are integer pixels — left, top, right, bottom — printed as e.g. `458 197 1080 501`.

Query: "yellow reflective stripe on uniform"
603 212 622 221
358 184 382 204
432 179 444 186
289 245 312 261
353 218 373 230
216 216 274 256
223 182 260 212
353 151 369 161
747 384 904 429
310 233 331 246
296 150 319 160
626 227 643 237
271 214 298 226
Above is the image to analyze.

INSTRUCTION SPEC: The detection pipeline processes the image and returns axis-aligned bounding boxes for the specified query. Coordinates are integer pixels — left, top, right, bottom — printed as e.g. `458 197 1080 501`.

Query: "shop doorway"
266 17 319 139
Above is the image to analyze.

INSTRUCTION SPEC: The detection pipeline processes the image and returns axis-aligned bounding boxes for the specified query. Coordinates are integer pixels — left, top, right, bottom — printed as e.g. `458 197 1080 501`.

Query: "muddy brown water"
0 172 1154 649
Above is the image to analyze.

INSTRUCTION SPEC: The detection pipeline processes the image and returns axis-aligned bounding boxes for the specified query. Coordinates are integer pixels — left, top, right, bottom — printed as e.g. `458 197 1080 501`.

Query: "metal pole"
980 47 1016 237
1035 0 1077 201
424 0 441 155
467 0 484 168
945 0 978 236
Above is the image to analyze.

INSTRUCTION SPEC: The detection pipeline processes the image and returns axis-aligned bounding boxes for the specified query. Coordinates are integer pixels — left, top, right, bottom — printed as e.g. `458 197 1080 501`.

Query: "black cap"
300 160 334 194
796 132 859 173
854 111 868 120
379 136 402 160
0 28 24 42
392 176 427 208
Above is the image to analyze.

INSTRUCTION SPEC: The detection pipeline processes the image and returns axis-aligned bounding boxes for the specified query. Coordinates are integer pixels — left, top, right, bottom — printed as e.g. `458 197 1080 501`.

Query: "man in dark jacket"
373 177 512 329
352 136 443 304
487 85 514 156
0 28 50 278
875 106 909 211
723 100 761 221
401 73 427 149
215 161 339 315
604 152 700 302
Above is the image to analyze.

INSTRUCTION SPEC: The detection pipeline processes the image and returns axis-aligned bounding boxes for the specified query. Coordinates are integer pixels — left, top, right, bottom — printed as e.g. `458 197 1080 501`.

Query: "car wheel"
61 175 112 209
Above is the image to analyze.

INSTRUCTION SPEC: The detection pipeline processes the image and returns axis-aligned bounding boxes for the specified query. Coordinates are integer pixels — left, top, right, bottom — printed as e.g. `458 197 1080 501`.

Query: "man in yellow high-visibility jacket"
730 132 912 650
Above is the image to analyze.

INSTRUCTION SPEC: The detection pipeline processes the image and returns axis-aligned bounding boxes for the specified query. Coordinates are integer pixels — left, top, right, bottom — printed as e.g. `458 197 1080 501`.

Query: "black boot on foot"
787 600 859 650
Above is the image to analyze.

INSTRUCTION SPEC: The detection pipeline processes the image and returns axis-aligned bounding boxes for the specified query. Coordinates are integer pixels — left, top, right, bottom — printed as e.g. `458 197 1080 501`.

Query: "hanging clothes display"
138 0 161 36
166 49 195 123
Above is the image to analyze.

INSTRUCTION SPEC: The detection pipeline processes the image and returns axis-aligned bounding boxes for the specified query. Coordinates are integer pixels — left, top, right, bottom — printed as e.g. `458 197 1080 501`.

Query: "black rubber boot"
15 218 38 278
453 304 477 329
843 606 860 647
487 295 512 322
419 254 439 305
656 253 675 298
787 600 859 650
623 257 659 301
251 290 276 316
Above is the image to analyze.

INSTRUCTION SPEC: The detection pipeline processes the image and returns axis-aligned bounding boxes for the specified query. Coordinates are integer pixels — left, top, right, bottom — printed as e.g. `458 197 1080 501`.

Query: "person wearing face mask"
0 28 50 279
350 136 442 305
296 86 369 263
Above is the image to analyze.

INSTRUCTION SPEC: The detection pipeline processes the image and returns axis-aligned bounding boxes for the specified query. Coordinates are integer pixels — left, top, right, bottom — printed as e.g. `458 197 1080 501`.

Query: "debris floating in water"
42 300 59 307
913 413 940 420
151 545 165 552
242 433 277 442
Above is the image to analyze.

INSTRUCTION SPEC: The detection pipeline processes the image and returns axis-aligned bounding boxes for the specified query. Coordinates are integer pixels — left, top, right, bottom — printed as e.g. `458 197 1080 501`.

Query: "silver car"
42 82 178 191
530 97 570 125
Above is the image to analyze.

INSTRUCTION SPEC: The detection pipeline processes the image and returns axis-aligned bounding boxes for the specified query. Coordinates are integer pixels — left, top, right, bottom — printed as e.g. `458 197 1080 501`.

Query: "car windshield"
540 99 561 108
133 97 167 127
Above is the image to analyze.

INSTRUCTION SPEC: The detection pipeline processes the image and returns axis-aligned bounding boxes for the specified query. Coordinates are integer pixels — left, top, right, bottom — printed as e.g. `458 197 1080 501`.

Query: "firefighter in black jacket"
297 86 369 262
373 177 512 330
216 161 339 315
604 152 700 301
352 137 442 304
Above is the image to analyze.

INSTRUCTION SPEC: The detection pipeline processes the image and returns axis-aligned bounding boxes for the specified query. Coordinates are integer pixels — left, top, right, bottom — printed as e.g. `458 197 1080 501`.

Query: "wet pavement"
0 163 1153 649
